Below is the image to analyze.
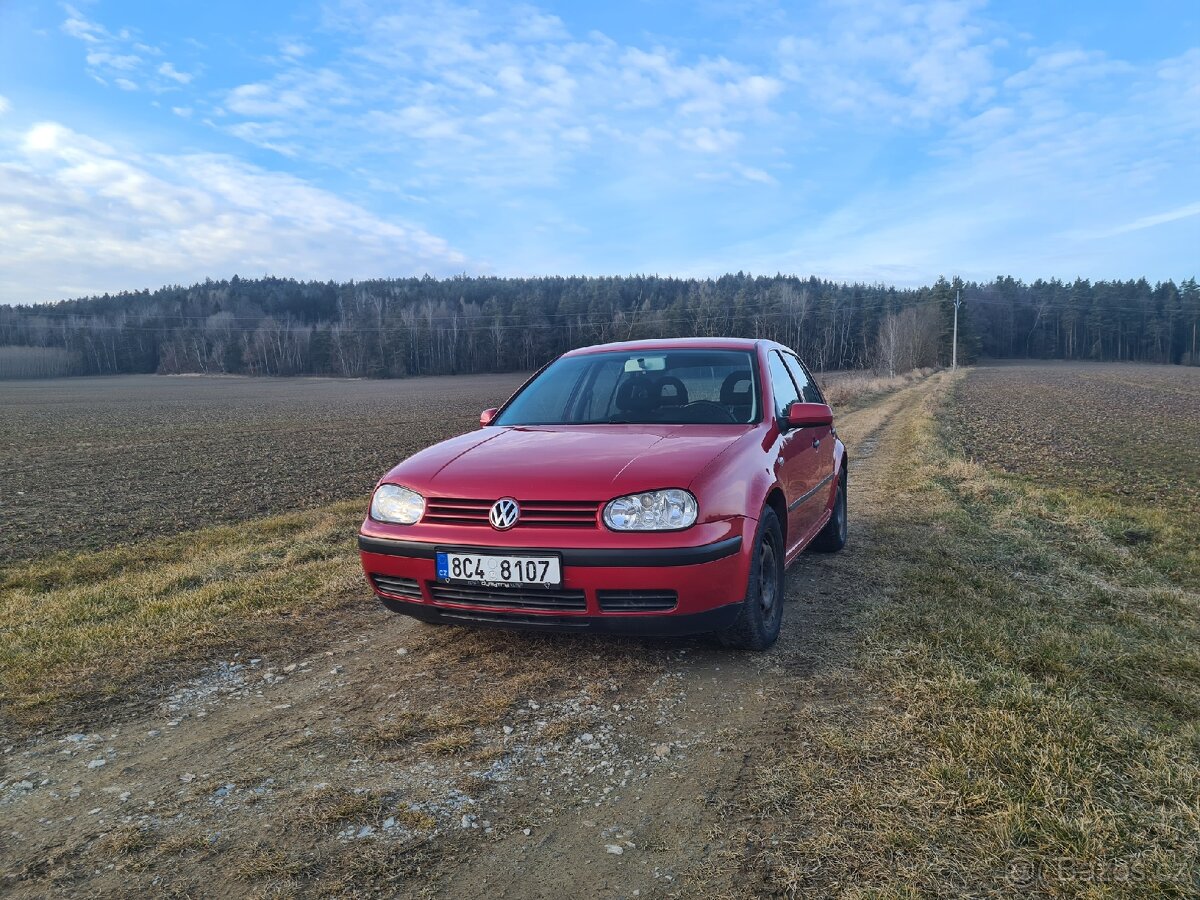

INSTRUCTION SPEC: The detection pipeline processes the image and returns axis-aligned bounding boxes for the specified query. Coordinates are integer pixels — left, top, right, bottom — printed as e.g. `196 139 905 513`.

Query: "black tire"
812 467 848 553
718 507 785 651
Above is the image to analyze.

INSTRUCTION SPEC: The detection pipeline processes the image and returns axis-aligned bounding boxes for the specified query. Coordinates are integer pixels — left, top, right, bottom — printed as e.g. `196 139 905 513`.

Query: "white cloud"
279 39 312 59
682 126 741 154
778 0 996 122
61 5 194 93
0 95 11 117
158 62 193 84
0 122 472 304
219 0 787 189
512 5 569 41
86 50 141 71
713 44 1200 285
734 164 778 186
61 5 106 43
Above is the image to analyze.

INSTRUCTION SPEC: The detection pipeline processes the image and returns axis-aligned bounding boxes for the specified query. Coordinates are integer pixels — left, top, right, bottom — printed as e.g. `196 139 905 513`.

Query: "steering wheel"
683 400 737 423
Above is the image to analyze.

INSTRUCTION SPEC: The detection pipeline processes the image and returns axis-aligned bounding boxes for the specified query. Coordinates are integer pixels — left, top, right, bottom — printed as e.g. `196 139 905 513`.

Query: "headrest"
615 377 655 411
720 370 752 405
655 376 689 407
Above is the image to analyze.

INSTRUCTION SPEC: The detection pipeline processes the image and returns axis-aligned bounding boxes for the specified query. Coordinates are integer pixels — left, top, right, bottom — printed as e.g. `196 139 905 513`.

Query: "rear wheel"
718 507 784 651
812 467 848 553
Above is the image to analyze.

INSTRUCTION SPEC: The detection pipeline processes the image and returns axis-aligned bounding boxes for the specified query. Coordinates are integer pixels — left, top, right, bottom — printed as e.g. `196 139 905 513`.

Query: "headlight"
370 484 425 525
603 489 698 531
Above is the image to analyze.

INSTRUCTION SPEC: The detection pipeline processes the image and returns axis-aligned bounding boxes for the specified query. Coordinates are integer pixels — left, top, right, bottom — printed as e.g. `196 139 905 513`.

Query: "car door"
781 352 837 533
766 350 816 555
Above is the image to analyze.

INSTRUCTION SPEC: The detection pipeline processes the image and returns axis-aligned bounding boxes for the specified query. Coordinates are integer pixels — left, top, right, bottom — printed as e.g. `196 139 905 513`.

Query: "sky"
0 0 1197 305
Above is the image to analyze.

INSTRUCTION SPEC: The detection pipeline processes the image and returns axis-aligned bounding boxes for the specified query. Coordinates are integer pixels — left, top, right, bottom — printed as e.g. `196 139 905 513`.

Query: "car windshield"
494 349 760 426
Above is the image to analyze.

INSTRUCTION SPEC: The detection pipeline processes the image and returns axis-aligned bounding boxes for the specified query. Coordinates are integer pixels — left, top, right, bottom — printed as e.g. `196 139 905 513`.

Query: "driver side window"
767 351 800 418
782 353 824 404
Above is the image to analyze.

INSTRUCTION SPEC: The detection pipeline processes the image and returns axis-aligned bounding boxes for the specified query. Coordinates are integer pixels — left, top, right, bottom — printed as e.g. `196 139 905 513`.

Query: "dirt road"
0 376 943 898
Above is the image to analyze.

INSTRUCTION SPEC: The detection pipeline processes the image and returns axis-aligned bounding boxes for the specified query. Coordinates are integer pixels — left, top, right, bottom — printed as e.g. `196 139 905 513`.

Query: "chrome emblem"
489 498 520 531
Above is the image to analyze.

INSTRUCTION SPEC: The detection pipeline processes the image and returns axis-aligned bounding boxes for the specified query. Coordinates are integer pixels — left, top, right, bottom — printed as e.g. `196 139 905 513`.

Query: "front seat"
720 370 753 422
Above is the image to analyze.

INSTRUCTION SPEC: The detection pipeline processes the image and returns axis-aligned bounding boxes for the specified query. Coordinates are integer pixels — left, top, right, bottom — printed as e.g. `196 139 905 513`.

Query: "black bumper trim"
357 534 743 568
376 595 742 636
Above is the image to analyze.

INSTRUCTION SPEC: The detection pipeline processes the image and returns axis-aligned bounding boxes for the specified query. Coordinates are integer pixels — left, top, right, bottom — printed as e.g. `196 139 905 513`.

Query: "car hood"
383 425 750 500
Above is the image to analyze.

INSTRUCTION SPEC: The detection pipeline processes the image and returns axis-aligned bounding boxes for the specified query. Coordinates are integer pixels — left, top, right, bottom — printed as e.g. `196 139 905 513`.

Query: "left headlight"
603 489 698 531
370 484 425 525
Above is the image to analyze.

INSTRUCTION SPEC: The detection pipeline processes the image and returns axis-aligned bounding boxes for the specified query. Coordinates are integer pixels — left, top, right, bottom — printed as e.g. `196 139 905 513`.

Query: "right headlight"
370 484 425 525
603 489 698 531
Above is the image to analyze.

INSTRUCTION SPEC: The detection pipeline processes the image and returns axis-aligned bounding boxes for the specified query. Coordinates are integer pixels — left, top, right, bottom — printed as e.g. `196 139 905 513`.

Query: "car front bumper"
357 520 753 636
370 594 743 636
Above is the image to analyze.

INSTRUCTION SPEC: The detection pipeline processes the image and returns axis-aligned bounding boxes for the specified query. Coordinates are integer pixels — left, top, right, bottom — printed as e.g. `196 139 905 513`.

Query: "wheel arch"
764 486 788 546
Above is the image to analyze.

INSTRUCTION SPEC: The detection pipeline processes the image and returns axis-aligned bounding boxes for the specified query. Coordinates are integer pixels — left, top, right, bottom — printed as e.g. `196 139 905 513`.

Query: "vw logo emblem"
489 497 520 531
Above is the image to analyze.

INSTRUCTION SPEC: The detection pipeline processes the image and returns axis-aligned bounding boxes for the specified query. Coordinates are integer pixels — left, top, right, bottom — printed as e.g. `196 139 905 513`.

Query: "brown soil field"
945 361 1200 512
0 374 527 563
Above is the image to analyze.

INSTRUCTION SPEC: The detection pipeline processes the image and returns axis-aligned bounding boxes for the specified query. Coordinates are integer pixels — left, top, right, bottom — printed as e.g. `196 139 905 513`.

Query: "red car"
358 338 847 650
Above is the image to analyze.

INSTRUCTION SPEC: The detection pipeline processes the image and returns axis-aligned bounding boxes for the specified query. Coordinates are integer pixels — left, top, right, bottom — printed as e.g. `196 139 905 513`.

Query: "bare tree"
875 313 901 377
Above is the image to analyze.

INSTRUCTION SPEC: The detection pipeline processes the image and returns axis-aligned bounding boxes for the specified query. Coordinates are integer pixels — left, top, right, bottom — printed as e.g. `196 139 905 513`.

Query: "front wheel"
811 468 848 553
718 507 785 651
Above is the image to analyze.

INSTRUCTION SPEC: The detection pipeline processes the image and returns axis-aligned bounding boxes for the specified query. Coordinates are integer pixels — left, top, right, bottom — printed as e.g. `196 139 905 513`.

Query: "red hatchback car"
358 338 847 650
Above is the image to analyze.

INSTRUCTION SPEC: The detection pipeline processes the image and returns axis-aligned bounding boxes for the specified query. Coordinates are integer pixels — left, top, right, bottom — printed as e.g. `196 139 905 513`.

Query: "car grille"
427 582 588 612
371 574 422 601
422 498 600 528
596 590 679 612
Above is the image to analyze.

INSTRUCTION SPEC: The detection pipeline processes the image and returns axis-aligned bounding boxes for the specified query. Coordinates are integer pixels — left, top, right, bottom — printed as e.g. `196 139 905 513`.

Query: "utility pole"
952 289 963 370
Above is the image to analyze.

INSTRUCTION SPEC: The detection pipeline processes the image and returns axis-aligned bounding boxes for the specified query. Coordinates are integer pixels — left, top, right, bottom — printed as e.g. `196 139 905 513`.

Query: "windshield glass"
494 349 760 426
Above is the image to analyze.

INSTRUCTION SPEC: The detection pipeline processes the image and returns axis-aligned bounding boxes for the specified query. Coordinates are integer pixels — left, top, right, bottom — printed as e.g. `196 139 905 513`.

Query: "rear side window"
767 351 800 418
782 353 824 404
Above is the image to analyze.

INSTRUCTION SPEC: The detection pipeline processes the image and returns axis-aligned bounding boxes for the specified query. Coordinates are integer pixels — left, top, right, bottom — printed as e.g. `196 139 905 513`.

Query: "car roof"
563 337 761 357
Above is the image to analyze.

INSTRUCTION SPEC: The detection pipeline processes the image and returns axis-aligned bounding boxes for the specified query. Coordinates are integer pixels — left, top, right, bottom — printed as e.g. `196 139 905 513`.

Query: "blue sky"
0 0 1197 305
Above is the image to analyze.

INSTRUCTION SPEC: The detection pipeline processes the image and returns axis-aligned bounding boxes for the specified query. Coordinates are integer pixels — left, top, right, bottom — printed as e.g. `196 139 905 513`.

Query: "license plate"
436 550 562 588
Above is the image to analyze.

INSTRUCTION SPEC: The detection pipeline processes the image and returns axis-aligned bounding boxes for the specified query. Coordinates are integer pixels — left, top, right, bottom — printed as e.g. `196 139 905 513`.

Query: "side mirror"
785 402 833 430
480 407 499 427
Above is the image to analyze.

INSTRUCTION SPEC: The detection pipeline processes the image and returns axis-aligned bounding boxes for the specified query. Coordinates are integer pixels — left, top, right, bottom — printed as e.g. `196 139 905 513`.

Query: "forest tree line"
0 273 1197 379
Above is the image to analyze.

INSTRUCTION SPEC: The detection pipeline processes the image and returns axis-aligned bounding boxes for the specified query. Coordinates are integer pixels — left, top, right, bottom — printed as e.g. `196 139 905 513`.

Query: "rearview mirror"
785 402 833 429
480 407 498 427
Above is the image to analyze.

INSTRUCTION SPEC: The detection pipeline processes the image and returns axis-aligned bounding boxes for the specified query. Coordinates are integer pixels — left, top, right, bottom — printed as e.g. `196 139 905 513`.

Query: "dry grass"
423 730 474 755
303 786 385 828
95 825 156 857
0 501 363 731
818 367 937 410
733 366 1200 895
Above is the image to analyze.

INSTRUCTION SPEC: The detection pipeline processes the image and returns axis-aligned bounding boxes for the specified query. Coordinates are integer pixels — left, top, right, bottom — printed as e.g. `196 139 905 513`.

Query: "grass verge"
0 500 364 733
820 367 937 412
736 373 1200 896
